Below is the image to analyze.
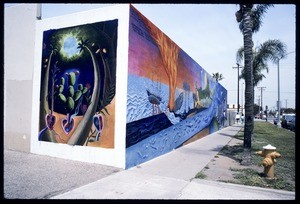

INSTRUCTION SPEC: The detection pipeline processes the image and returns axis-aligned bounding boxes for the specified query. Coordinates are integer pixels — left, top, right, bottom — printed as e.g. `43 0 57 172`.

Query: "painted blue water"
126 83 224 168
125 74 227 169
126 74 196 124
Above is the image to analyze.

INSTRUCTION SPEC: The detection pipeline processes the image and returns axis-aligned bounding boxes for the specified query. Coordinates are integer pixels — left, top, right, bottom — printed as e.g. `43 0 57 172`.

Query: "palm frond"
253 73 265 87
251 4 273 33
236 46 244 64
237 39 286 85
256 39 287 64
77 38 91 53
238 4 273 33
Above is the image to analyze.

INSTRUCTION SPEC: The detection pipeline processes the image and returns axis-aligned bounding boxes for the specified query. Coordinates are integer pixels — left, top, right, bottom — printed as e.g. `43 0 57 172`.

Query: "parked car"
287 116 296 132
281 114 295 130
274 118 278 125
255 114 261 119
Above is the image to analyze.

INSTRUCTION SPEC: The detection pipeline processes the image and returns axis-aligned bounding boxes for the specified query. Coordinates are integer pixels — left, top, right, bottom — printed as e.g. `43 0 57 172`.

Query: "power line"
226 89 295 94
264 90 295 94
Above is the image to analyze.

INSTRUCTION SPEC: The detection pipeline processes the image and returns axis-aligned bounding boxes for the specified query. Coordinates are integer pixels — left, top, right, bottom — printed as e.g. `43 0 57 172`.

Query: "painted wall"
4 4 39 152
31 4 130 168
7 4 228 169
38 20 118 148
126 6 227 168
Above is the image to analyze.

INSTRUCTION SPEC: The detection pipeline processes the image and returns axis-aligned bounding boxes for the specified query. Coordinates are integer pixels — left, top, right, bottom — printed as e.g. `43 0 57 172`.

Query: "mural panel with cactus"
126 6 227 168
38 20 118 148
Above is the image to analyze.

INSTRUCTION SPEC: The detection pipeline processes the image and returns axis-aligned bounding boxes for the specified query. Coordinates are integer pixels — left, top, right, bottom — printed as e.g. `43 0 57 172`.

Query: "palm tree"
212 72 224 82
235 4 273 165
236 40 287 87
39 44 57 142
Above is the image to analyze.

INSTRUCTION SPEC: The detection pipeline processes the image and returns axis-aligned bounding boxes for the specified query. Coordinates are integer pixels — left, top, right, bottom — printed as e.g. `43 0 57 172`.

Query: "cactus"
58 93 66 102
68 72 76 86
82 87 88 94
74 90 82 101
58 84 64 93
55 70 93 134
66 97 75 111
68 85 74 97
78 84 83 91
60 77 65 85
56 71 91 115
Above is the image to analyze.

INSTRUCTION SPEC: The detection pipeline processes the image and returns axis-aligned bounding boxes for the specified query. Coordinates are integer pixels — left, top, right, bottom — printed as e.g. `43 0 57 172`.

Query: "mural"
38 20 118 148
126 6 227 168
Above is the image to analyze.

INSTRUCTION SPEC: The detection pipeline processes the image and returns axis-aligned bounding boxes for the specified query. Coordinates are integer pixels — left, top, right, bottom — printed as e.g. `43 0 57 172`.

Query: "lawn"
229 121 295 191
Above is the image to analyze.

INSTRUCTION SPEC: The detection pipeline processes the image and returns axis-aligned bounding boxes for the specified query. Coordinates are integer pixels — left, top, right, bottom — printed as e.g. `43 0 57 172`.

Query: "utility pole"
277 59 281 124
233 63 243 113
285 99 288 109
257 86 266 119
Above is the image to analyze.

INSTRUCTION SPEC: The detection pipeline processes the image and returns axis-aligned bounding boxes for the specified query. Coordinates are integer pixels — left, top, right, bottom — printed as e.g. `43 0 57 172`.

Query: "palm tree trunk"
67 46 101 145
99 50 111 105
241 5 254 165
252 84 255 142
39 51 56 142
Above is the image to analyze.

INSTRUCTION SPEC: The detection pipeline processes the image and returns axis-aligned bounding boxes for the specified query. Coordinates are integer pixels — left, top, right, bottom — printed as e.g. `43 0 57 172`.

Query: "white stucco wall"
4 4 39 152
30 4 130 168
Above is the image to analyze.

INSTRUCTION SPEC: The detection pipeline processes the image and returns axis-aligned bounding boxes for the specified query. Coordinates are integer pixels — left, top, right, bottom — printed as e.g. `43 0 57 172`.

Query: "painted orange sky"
128 6 204 93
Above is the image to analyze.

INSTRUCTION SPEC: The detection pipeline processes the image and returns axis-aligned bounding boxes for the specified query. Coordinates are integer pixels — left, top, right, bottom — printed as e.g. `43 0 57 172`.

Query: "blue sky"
5 3 296 110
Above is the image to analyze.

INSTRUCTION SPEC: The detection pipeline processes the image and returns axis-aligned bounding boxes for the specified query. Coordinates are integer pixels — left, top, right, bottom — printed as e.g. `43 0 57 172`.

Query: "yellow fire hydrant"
256 144 281 179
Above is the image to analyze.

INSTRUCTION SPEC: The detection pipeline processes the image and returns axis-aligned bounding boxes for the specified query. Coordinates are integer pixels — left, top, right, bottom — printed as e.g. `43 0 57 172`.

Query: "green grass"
232 122 295 191
229 167 294 191
195 171 207 179
197 121 295 191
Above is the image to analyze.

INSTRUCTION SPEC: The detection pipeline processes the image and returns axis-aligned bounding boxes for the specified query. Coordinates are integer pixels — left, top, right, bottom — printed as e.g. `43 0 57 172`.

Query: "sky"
5 3 296 110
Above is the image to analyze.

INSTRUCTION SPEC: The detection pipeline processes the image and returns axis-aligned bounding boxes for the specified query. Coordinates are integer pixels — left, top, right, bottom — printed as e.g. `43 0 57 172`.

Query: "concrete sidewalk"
3 149 122 199
50 124 295 200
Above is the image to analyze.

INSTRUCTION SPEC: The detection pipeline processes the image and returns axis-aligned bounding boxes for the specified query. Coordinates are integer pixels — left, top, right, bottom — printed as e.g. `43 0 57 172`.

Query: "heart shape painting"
93 114 104 132
93 114 104 141
61 117 75 134
45 114 56 130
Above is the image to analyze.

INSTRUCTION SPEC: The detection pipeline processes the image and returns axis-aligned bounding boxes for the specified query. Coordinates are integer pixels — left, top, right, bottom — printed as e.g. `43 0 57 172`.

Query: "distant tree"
212 72 224 82
268 110 276 117
281 108 295 114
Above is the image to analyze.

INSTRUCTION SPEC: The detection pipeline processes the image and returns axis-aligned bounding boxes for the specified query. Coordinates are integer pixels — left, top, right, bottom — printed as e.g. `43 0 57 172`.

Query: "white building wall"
4 4 39 152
